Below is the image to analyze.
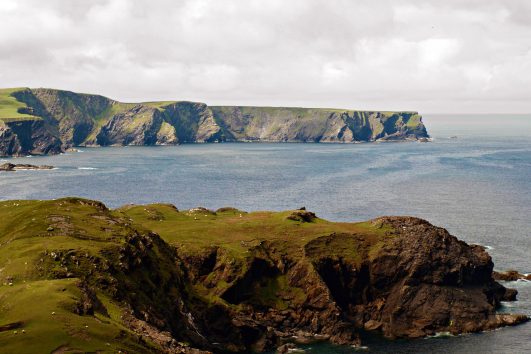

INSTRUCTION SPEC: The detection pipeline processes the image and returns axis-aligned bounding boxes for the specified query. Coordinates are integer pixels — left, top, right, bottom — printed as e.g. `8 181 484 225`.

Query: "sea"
1 114 530 353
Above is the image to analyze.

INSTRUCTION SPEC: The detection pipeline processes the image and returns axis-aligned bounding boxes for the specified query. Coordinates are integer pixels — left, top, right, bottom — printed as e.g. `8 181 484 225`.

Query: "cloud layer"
1 0 530 113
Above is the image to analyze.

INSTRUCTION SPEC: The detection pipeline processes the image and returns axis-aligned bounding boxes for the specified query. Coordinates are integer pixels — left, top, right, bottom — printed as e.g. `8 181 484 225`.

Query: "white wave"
352 345 369 350
78 167 98 170
427 331 454 338
500 301 518 308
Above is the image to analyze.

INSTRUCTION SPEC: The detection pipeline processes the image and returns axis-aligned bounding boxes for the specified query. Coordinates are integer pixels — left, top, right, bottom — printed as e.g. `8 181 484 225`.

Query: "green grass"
141 101 180 110
0 198 151 352
405 113 422 128
0 198 400 352
0 88 39 121
0 279 147 354
117 204 388 260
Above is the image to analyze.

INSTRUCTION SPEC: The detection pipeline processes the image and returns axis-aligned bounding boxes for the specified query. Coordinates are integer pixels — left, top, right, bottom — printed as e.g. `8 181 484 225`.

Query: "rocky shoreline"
0 198 527 353
493 270 531 282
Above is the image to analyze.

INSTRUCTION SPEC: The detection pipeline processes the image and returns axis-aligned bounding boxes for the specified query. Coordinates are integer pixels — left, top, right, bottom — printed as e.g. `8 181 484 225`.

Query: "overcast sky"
1 0 530 113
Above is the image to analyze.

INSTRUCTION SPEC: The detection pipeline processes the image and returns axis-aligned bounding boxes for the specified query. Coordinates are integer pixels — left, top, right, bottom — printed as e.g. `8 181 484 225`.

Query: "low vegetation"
0 88 37 121
0 198 396 352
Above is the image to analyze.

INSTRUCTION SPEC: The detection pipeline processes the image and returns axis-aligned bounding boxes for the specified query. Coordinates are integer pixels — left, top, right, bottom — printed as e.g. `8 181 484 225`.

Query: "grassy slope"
0 199 158 353
0 88 39 121
0 198 394 352
118 204 390 260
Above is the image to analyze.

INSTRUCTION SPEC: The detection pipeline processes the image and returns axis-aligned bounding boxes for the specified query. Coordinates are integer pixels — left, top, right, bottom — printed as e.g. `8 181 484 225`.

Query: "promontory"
0 198 526 353
0 88 429 157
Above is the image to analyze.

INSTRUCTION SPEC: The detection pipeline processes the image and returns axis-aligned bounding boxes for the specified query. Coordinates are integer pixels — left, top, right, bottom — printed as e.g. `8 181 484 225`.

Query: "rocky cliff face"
0 88 429 156
210 106 427 143
0 118 62 156
94 105 164 146
0 199 526 353
177 218 524 351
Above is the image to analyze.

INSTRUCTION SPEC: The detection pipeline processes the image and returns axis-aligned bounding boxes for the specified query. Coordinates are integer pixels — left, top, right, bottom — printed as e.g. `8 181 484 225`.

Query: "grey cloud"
0 0 530 113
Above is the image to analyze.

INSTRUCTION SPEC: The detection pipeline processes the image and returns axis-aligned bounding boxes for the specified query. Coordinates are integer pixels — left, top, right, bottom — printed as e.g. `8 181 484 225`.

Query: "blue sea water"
1 114 530 353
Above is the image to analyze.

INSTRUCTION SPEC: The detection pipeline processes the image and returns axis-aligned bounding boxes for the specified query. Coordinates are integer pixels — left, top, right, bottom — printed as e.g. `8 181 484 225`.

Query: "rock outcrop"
0 88 430 156
0 118 62 156
2 199 522 353
493 270 531 282
0 163 54 171
179 217 526 350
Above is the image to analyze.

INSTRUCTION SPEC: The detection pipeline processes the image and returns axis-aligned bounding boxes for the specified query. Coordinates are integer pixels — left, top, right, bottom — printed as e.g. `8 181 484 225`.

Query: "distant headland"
0 88 429 157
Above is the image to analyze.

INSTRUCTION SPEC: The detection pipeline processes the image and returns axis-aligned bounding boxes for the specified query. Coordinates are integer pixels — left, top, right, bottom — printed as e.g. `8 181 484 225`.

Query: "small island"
0 163 54 171
0 198 527 353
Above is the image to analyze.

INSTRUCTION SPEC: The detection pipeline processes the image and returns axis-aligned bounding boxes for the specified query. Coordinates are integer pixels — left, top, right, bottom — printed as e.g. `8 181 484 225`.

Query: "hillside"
0 198 526 353
0 88 429 156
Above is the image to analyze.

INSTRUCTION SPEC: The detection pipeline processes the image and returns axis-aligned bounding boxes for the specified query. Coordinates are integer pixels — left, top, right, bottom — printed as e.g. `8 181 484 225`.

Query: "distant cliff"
0 88 429 156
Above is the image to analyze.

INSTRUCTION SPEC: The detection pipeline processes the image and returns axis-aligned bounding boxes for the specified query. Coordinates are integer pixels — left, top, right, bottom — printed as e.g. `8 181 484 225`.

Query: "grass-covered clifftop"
0 198 525 353
0 87 429 156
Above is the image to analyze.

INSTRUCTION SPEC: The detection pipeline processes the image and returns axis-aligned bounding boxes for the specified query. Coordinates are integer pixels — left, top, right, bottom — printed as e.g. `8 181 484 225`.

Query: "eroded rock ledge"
0 199 526 353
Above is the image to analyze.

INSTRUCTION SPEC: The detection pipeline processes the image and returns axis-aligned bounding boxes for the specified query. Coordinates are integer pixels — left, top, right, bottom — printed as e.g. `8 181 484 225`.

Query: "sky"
1 0 530 113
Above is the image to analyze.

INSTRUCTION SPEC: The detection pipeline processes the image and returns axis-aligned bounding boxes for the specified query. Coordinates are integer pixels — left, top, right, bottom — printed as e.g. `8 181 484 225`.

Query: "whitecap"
78 167 98 170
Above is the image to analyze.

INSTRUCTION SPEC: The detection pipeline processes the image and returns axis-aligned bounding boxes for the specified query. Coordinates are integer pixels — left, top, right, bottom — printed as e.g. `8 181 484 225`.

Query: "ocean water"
1 114 530 353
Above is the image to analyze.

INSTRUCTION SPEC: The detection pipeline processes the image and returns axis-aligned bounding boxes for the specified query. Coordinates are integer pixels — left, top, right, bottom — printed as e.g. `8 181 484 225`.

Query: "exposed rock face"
209 106 427 143
493 270 531 282
95 105 164 146
0 198 527 353
29 88 111 146
164 102 224 143
0 119 62 157
0 88 430 156
176 217 526 350
354 217 523 337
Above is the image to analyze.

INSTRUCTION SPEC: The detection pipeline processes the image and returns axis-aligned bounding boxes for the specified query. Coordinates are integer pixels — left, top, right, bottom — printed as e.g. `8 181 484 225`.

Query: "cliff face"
0 88 429 156
0 199 525 353
210 106 427 143
0 118 62 156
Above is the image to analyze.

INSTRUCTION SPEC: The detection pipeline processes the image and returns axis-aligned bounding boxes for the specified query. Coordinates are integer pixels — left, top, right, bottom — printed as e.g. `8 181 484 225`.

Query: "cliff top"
0 87 429 157
0 88 39 121
0 87 419 121
0 197 525 353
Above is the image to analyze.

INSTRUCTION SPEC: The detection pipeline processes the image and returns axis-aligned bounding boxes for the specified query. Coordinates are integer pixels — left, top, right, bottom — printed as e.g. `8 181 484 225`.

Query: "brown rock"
493 270 531 282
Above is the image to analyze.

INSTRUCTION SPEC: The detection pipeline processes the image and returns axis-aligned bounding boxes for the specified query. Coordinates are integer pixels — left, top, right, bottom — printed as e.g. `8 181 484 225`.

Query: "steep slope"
210 106 427 143
0 199 526 353
0 88 429 156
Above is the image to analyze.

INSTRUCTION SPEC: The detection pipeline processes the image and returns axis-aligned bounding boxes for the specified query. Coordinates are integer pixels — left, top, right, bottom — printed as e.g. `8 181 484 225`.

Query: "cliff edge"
0 199 525 353
0 88 429 156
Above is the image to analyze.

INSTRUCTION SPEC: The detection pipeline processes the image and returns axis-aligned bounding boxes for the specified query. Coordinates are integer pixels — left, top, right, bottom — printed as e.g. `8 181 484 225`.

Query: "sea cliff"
0 198 525 353
0 88 429 156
